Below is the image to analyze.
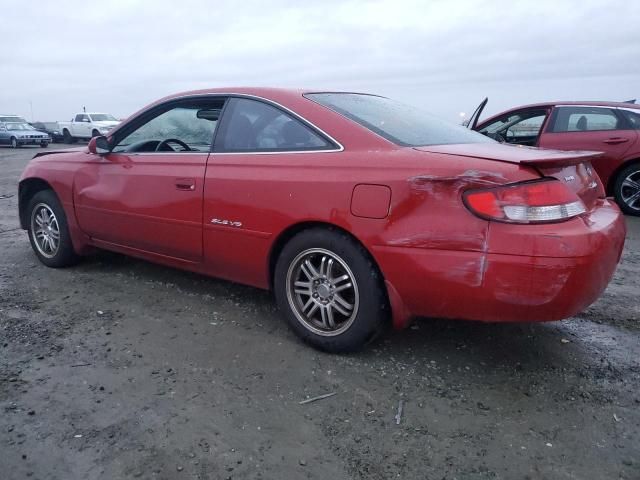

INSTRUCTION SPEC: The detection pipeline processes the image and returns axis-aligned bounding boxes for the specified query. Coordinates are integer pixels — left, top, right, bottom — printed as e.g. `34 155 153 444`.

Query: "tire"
10 137 18 148
91 129 100 138
613 163 640 216
40 142 48 148
26 190 80 268
63 129 75 144
274 228 389 352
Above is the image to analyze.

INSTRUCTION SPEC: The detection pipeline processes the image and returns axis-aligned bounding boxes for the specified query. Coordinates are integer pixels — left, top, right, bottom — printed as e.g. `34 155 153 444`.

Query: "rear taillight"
464 179 586 223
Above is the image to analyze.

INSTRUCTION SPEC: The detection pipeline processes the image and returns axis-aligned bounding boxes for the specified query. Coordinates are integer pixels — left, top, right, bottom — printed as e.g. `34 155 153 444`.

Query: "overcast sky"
2 0 639 123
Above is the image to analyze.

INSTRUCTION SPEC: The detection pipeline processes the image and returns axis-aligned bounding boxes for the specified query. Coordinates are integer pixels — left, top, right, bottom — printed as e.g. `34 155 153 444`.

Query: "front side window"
215 98 333 152
549 107 620 132
478 110 547 145
112 100 224 153
306 93 492 147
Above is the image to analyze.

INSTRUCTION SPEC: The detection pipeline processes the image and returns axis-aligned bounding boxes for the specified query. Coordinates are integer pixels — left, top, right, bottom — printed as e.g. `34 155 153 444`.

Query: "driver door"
73 98 224 263
477 109 550 146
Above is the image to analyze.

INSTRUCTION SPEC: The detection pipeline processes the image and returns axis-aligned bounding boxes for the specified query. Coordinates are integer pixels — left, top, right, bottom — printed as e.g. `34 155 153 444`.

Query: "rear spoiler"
518 150 603 168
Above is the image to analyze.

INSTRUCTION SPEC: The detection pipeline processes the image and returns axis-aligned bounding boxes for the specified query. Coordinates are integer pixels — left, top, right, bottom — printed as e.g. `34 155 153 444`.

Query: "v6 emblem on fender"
211 218 243 228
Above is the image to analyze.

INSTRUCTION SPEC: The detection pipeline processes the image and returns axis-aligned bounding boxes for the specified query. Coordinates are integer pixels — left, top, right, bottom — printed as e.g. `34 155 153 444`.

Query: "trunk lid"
415 143 605 211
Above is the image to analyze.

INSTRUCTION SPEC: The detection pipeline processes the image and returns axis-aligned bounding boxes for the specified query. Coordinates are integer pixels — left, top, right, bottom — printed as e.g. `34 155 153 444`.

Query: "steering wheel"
155 138 191 152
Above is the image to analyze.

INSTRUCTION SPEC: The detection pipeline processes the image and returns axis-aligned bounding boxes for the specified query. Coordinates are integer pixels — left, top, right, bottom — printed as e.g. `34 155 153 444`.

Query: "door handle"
175 178 196 191
603 137 630 144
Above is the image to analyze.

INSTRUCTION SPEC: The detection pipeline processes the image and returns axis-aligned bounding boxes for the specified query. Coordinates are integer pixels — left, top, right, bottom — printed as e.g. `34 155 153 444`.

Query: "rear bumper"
375 199 626 328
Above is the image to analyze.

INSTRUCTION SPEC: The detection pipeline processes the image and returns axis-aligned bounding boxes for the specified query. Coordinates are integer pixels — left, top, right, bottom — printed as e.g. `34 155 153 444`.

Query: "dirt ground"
1 144 639 480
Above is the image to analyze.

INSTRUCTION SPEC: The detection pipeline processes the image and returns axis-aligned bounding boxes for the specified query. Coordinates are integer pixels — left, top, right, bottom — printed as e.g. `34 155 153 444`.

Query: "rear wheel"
27 190 79 267
274 228 389 352
613 163 640 216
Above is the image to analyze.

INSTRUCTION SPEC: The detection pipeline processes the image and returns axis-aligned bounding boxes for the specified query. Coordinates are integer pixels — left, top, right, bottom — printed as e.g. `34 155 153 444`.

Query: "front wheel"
27 190 79 267
40 142 49 148
63 130 75 144
10 137 18 148
613 163 640 216
274 228 389 352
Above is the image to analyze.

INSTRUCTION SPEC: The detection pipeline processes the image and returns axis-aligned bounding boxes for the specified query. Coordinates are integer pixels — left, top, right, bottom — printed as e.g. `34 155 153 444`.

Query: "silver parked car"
0 122 50 148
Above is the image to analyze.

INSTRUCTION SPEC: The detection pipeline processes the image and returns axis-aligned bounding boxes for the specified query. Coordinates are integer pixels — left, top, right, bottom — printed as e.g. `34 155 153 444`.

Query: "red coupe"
470 99 640 215
18 88 626 352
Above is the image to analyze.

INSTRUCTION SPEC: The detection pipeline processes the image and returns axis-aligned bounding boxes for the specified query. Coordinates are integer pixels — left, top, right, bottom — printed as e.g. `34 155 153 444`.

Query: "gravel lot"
1 144 639 480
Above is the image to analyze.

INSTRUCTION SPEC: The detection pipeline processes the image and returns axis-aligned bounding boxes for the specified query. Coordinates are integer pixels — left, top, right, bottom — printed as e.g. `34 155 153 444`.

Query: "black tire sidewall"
10 137 17 148
27 190 79 268
614 163 640 216
274 228 389 352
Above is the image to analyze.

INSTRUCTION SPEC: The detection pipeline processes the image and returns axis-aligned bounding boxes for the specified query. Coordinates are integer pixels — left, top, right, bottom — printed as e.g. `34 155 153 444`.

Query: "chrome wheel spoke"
319 255 327 276
307 302 319 318
332 294 354 316
300 262 314 280
332 282 352 294
326 305 335 328
302 298 314 313
304 259 320 278
332 274 350 285
320 305 329 328
622 178 640 191
625 190 640 206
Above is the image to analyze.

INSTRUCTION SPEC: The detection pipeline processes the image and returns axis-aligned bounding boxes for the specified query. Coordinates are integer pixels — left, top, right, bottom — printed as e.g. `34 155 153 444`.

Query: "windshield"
305 93 493 147
6 123 35 131
90 114 117 122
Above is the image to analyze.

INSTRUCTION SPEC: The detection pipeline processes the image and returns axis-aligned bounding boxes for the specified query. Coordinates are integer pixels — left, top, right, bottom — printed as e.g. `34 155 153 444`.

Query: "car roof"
154 87 375 104
503 100 640 110
476 100 640 128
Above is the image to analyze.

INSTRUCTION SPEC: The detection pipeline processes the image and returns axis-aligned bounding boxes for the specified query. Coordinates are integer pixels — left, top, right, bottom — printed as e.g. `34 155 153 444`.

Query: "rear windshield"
305 93 493 147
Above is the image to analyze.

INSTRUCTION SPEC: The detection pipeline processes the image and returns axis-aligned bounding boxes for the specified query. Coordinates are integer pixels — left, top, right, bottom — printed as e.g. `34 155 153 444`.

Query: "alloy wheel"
30 203 60 258
285 248 359 336
621 170 640 212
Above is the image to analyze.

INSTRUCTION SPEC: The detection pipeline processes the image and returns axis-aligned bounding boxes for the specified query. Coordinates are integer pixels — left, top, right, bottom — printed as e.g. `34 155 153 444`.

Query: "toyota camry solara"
18 88 626 352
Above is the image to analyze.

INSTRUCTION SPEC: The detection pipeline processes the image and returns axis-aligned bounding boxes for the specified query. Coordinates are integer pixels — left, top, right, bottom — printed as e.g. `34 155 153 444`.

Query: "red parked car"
18 88 626 352
470 99 640 215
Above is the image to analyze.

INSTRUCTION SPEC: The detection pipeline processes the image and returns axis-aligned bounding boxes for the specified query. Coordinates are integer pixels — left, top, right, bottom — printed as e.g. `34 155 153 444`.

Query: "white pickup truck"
59 113 120 143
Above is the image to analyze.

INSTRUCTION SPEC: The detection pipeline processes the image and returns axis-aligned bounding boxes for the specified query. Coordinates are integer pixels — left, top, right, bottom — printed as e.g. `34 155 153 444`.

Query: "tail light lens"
464 179 586 223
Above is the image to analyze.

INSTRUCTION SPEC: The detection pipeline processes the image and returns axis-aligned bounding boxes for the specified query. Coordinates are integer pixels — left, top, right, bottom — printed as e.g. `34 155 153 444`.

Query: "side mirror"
88 136 110 155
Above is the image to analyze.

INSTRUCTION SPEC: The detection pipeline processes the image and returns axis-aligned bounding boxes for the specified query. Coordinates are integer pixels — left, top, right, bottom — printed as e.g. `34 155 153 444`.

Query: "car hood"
32 147 87 160
414 142 603 168
7 129 48 135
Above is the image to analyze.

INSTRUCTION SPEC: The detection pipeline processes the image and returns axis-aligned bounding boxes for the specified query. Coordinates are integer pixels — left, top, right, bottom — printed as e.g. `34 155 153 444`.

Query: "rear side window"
215 98 334 152
620 109 640 130
549 107 620 132
306 93 493 147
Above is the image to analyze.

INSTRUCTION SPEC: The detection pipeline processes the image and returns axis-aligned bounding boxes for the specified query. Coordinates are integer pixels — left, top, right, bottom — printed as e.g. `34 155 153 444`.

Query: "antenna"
83 106 86 113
